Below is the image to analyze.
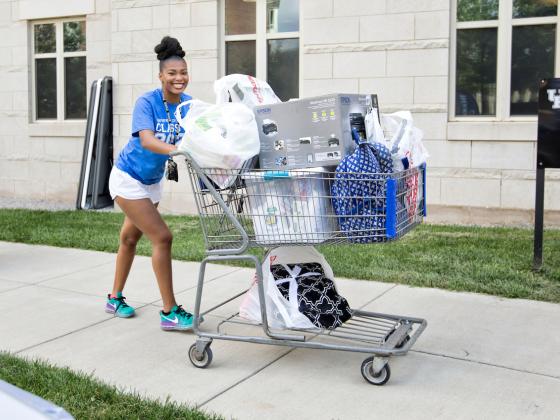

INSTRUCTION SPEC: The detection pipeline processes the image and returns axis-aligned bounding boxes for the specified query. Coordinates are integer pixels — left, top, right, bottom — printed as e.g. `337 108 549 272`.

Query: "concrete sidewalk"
1 241 559 419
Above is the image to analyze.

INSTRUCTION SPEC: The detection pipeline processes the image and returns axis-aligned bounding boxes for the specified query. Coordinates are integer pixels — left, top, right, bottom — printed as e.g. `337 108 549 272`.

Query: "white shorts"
109 167 164 204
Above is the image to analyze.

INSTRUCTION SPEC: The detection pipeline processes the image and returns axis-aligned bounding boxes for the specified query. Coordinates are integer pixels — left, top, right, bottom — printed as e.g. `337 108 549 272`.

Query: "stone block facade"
0 0 558 225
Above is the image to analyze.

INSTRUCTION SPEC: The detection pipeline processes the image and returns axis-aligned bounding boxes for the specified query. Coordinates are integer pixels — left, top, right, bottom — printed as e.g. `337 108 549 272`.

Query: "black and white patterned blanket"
271 263 352 330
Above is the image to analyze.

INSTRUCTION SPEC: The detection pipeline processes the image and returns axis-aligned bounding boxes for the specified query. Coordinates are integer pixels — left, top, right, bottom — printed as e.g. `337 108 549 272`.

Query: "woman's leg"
111 216 143 296
115 196 177 312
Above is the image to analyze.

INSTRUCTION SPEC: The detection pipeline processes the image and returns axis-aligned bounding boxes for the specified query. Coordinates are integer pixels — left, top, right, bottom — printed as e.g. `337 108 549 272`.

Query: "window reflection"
65 57 87 119
226 0 256 35
456 28 497 116
226 41 256 76
267 38 299 101
267 0 299 33
510 25 555 115
34 24 56 54
513 0 557 18
64 21 86 52
36 58 57 119
457 0 499 22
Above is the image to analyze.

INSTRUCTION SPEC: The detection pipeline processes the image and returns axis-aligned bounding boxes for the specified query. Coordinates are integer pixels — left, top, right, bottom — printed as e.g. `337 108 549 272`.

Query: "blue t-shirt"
116 88 192 185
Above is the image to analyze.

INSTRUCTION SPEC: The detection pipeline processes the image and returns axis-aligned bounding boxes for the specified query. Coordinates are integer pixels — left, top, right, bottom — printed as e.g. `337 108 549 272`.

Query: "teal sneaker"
105 292 135 318
160 305 195 331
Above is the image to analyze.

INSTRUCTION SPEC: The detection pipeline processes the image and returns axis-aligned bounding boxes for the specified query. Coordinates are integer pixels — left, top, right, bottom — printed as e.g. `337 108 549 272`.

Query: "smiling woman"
105 36 199 332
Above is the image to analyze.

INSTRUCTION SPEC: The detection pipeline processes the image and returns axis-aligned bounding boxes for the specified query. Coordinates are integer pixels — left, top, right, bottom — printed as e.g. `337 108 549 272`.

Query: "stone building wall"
0 0 559 225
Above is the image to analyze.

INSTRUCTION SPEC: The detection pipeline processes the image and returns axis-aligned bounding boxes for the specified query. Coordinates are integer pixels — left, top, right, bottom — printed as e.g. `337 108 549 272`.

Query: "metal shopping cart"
174 150 428 386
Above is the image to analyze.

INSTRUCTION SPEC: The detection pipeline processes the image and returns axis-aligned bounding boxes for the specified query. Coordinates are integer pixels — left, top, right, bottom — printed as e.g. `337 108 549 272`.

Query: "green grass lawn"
0 208 559 303
0 352 221 420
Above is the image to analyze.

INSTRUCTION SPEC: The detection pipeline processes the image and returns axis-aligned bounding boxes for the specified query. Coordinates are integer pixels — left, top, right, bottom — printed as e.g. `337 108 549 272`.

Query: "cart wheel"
188 343 213 369
361 357 391 386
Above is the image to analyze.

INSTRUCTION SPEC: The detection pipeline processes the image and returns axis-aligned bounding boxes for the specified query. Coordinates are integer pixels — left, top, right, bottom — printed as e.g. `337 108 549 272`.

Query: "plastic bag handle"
175 99 195 128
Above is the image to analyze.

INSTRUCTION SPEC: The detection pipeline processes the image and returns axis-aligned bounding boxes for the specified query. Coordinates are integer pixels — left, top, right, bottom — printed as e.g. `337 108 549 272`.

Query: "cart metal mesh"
186 162 426 251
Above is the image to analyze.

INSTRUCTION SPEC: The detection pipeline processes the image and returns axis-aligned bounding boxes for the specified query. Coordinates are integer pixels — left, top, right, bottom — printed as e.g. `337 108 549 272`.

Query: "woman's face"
159 58 189 99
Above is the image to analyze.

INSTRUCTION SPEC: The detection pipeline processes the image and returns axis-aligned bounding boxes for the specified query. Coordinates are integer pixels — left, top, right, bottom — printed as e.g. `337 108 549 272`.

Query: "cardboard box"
253 93 379 170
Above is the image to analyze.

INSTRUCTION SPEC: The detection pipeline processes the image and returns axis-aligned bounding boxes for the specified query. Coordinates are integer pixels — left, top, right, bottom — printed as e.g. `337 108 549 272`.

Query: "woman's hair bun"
154 36 186 61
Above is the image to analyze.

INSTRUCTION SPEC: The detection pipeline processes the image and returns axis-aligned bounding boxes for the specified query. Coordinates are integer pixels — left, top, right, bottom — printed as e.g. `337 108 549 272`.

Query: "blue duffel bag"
331 129 393 243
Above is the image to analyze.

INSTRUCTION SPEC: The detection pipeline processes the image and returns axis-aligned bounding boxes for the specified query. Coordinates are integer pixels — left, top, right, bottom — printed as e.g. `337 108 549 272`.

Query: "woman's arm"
139 129 177 155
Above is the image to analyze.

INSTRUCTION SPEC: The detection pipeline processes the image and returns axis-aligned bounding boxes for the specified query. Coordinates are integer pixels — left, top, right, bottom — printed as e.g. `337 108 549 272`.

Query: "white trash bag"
381 111 429 171
214 74 281 108
239 246 337 330
175 99 260 188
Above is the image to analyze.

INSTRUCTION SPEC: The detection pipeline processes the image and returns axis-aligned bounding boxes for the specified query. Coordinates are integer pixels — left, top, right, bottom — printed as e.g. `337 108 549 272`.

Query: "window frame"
30 16 87 123
219 0 302 99
449 0 560 123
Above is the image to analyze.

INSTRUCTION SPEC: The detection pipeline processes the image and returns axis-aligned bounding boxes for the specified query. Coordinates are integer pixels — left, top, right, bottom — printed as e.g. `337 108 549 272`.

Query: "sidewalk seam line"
14 302 155 355
32 260 115 286
146 266 248 307
0 284 33 295
412 349 560 381
197 348 296 408
14 318 121 355
358 283 399 308
34 283 152 304
16 263 243 306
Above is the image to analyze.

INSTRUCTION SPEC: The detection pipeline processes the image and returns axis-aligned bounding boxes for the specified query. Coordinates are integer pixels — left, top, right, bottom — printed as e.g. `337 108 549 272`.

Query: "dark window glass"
457 0 499 22
510 25 555 115
513 0 557 18
36 58 57 119
34 23 56 54
456 28 498 116
64 21 86 52
267 38 298 101
65 57 87 119
225 0 256 35
267 0 299 33
226 41 256 76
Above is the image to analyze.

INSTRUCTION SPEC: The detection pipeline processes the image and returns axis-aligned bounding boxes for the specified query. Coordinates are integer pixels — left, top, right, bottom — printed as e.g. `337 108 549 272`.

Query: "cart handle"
171 150 250 256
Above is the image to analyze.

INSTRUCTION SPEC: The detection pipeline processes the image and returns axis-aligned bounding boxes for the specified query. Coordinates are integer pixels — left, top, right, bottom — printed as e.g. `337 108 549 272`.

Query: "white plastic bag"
365 107 384 144
176 99 260 188
214 74 281 108
381 111 429 170
239 246 337 330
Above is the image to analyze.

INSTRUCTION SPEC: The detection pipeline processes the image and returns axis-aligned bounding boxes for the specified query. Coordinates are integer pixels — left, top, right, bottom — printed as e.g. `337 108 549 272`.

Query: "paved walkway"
1 241 559 419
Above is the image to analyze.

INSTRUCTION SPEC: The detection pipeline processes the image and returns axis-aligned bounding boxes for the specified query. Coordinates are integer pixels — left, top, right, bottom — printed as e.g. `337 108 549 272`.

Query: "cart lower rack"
175 151 428 385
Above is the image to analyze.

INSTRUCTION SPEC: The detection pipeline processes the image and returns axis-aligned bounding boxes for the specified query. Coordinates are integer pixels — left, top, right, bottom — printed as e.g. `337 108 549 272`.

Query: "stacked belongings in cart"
174 77 429 384
247 92 429 245
235 88 428 330
176 78 428 331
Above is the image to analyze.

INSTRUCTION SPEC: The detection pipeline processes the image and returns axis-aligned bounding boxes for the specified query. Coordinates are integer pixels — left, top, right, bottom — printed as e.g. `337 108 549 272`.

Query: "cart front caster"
361 357 391 385
188 343 213 368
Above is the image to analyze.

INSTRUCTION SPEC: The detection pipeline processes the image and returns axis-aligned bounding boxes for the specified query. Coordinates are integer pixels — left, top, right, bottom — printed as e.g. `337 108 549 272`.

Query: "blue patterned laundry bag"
331 129 394 243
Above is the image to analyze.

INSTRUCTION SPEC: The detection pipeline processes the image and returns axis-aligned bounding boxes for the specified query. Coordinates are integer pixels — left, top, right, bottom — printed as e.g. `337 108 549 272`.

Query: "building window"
32 18 87 121
451 0 558 119
222 0 300 101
